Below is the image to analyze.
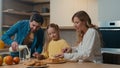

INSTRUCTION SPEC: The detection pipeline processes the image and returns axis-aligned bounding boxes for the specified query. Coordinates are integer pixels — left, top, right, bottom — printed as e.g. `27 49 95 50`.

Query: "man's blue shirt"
1 20 44 56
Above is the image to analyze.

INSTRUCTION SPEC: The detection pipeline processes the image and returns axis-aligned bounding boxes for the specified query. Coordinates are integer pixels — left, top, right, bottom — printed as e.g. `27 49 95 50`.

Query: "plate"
42 59 66 64
48 61 66 64
44 60 66 64
26 65 48 68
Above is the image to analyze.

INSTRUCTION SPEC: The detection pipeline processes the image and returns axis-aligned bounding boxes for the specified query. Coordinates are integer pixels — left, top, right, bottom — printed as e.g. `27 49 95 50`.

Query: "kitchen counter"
101 48 120 54
1 62 120 68
0 48 9 52
0 48 10 57
0 48 10 54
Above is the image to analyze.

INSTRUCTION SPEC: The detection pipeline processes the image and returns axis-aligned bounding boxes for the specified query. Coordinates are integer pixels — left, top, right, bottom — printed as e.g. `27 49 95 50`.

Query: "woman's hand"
54 53 64 58
11 41 18 51
62 47 72 53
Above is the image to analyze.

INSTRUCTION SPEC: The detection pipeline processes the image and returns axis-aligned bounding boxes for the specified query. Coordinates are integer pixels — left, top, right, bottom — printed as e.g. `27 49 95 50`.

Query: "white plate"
47 61 66 64
26 65 48 68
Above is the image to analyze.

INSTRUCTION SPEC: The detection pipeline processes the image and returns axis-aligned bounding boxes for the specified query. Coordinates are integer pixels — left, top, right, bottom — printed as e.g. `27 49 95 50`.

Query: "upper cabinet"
50 0 98 28
2 0 50 33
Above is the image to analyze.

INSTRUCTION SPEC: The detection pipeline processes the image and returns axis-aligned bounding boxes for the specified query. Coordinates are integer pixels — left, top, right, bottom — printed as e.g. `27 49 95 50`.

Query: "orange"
0 56 3 66
0 40 5 49
13 57 20 64
3 56 6 63
4 56 13 65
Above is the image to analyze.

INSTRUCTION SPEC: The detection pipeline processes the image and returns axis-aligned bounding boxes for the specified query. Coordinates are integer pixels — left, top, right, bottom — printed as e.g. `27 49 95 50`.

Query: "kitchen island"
1 62 120 68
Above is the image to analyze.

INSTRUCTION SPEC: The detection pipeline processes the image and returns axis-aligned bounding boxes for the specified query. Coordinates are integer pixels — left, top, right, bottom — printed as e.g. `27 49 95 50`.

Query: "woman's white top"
64 28 102 63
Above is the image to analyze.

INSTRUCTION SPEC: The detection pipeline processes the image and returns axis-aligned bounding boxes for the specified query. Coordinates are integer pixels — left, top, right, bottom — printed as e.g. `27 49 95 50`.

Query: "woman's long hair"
72 11 103 46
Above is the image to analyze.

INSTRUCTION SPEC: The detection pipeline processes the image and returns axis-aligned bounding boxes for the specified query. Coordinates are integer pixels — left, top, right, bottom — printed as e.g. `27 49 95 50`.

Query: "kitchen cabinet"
103 53 120 64
2 0 50 34
51 0 98 28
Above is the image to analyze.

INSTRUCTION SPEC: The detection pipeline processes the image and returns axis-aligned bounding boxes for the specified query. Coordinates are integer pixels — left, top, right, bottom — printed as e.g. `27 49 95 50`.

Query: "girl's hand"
62 47 72 53
37 54 45 60
54 53 64 58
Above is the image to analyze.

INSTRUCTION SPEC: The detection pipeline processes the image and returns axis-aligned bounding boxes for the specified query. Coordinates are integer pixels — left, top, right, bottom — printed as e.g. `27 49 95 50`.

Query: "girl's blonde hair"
43 23 60 52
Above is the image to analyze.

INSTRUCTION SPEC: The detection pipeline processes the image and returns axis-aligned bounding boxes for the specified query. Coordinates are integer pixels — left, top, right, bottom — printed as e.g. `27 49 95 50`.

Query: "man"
1 13 44 57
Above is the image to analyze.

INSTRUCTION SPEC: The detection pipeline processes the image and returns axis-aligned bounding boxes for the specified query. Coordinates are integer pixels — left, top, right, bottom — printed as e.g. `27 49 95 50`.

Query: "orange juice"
0 40 5 49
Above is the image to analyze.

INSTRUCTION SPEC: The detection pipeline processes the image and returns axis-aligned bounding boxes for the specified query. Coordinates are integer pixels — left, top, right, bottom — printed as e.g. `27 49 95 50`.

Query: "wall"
51 0 98 26
98 0 120 24
60 29 76 46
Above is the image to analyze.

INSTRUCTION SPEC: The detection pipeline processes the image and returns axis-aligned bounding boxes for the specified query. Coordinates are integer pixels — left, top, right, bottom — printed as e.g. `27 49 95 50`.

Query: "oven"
99 27 120 48
99 21 120 64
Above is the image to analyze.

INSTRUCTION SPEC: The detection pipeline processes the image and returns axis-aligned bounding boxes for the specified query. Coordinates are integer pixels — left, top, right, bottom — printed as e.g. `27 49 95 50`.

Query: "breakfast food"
4 56 13 65
13 57 20 64
24 59 46 66
43 58 66 64
0 56 3 66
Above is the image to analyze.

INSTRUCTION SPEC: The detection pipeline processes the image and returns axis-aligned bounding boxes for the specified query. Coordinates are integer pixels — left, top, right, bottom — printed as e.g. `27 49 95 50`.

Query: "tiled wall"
60 29 76 46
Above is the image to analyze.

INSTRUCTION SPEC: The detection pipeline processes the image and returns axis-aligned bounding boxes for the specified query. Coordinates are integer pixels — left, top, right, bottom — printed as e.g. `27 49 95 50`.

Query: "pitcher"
9 45 31 61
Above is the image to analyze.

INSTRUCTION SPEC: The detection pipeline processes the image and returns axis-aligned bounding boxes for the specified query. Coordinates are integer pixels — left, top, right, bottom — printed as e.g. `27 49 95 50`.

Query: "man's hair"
30 13 44 25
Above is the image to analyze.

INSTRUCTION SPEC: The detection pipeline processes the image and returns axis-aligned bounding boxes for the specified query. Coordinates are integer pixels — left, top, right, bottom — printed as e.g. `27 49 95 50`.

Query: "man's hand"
32 52 39 57
11 41 18 51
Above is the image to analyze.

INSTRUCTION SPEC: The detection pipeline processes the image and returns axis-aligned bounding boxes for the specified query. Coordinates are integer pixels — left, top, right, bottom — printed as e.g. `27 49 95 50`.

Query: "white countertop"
101 48 120 54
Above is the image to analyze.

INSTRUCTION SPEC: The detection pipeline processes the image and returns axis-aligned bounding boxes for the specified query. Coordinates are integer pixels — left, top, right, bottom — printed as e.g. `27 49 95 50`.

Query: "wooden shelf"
2 25 12 28
3 10 31 16
3 10 50 16
2 25 48 29
20 0 50 4
41 13 50 16
2 25 75 30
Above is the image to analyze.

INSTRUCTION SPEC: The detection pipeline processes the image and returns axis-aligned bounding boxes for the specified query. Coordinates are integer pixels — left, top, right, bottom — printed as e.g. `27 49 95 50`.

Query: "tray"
26 65 48 68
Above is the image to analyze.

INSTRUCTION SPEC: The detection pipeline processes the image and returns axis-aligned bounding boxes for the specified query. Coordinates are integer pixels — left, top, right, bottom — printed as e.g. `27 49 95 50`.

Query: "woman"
55 11 103 63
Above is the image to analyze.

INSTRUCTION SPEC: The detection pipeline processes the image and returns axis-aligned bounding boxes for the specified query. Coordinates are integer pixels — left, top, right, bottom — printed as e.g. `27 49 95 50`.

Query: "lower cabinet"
102 53 120 64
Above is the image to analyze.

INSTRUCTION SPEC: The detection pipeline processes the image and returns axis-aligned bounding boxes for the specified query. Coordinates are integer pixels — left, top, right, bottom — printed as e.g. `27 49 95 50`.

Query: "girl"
33 23 70 59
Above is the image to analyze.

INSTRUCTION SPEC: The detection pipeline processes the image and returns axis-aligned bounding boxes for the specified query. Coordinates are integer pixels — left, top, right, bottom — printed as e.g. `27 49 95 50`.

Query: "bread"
44 58 65 63
24 59 46 66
